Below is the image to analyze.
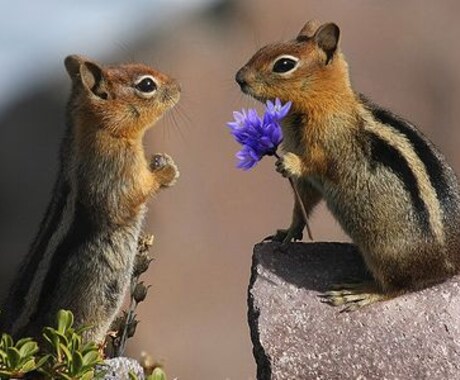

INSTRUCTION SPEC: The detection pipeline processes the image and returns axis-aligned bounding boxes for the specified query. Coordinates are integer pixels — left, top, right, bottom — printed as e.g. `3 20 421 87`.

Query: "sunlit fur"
0 55 180 341
237 20 460 308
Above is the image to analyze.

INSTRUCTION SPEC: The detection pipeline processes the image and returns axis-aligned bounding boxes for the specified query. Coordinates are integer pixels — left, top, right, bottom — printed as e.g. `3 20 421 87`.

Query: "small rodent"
0 55 180 341
235 20 460 310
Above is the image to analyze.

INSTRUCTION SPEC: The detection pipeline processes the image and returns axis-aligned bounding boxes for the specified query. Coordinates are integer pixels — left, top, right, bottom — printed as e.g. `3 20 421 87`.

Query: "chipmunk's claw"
319 281 387 311
275 157 291 178
275 153 303 178
263 228 303 243
150 153 179 187
150 153 170 170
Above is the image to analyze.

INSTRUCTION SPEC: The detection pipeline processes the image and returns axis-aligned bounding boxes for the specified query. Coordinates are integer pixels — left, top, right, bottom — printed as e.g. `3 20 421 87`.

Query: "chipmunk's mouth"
236 69 257 97
243 88 267 104
235 69 268 103
238 83 267 103
238 82 251 95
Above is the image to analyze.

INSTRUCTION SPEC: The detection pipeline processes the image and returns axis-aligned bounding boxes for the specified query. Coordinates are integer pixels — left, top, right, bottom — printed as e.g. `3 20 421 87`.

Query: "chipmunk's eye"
135 75 157 96
273 56 299 74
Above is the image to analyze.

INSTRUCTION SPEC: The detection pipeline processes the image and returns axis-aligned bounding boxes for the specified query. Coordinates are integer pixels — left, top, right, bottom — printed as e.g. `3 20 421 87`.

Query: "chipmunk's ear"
64 55 108 99
297 19 322 40
313 23 340 64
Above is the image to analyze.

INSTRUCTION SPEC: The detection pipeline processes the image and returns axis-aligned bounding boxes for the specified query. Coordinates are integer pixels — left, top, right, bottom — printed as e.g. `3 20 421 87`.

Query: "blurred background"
1 0 459 378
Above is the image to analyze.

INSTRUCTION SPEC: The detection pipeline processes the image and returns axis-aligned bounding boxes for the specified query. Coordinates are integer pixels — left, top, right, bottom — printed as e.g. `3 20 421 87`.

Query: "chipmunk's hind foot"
263 228 303 243
319 280 390 312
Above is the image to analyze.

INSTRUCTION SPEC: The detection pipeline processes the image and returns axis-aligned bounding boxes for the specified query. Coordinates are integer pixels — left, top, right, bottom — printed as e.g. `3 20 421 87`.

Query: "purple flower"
227 98 291 170
265 98 292 121
236 145 260 170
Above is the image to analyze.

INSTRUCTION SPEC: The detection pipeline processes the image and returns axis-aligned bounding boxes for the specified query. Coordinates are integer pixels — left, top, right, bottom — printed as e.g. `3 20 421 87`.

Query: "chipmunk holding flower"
0 55 180 341
235 20 460 310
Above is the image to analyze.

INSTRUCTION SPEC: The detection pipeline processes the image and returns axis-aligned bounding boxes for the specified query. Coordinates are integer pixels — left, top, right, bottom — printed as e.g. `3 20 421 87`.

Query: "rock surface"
248 242 460 380
99 357 145 379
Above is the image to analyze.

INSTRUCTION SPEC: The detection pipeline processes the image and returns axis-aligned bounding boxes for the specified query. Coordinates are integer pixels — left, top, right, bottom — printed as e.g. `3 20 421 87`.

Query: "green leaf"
0 349 8 362
57 372 73 380
150 367 167 380
43 326 67 352
18 341 39 358
129 371 138 380
0 334 12 349
35 354 50 369
71 351 83 375
52 330 70 348
6 347 21 369
81 342 98 355
59 343 73 363
57 310 74 334
19 358 37 373
80 370 95 380
81 351 100 367
15 337 33 349
42 327 55 346
70 333 82 352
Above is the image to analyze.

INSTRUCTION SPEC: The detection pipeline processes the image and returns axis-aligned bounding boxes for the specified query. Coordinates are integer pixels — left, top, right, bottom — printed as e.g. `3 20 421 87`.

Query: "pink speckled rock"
248 242 460 380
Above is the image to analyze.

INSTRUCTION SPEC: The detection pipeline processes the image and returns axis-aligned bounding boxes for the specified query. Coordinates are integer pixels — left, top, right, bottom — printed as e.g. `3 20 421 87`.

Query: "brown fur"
236 21 460 309
0 55 180 341
67 55 180 225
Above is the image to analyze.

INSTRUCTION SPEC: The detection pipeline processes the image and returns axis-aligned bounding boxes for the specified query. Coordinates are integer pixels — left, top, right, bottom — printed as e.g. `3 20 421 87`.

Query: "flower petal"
278 100 292 119
236 146 261 170
233 110 247 123
228 99 289 168
227 121 241 130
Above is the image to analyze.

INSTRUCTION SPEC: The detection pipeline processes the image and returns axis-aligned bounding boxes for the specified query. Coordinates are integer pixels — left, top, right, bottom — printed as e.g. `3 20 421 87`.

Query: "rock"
248 242 460 380
99 357 145 379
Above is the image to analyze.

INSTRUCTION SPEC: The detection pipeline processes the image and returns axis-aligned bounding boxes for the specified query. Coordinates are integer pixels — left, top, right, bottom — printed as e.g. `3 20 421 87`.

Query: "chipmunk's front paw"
275 152 303 178
151 153 169 170
150 153 179 187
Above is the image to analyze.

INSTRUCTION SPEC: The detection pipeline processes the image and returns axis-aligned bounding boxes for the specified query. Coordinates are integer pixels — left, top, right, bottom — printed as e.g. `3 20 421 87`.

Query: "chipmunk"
0 55 180 341
235 20 460 310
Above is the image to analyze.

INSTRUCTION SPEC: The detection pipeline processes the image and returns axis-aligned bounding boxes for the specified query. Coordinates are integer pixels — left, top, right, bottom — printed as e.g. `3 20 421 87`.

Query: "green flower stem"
274 152 313 241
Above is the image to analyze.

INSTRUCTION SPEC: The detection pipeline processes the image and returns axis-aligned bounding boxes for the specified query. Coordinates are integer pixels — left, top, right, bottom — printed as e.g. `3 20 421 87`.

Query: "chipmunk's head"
236 20 349 108
65 55 180 138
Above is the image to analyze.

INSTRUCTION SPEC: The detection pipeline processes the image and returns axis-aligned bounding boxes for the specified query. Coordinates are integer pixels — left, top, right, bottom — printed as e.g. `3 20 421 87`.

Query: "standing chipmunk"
235 20 460 310
0 55 180 341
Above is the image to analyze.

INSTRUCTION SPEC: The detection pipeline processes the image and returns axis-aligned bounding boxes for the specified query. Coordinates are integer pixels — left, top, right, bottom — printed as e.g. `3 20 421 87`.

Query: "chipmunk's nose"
235 69 248 89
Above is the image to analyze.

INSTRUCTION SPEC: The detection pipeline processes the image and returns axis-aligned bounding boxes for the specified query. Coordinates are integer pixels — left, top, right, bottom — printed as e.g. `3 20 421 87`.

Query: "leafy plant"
39 310 103 380
139 352 169 380
128 366 167 380
147 367 167 380
0 309 104 379
0 334 46 379
0 233 168 379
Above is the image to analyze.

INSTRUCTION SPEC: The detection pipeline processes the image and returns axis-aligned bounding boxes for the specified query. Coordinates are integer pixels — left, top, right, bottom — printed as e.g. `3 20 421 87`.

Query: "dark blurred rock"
248 242 460 380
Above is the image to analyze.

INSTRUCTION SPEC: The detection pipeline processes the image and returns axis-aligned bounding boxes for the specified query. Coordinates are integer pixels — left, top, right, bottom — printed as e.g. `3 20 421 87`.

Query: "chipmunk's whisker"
170 108 187 143
174 102 193 130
